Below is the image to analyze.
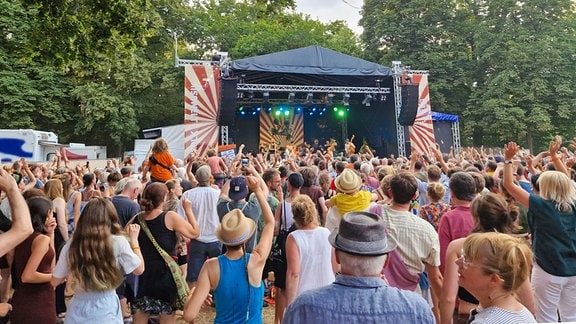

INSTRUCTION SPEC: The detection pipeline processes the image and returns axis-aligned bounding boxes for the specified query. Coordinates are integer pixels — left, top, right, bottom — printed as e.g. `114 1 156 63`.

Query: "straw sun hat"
215 209 256 246
335 168 362 194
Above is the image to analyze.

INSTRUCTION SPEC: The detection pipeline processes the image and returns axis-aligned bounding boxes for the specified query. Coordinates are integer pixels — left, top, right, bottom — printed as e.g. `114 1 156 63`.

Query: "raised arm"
248 176 275 265
549 135 569 177
0 169 33 256
174 198 201 240
502 142 529 207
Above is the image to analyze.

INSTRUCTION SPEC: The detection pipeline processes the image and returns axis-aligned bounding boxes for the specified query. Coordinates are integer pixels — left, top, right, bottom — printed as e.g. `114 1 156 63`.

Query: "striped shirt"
469 306 536 323
373 204 440 275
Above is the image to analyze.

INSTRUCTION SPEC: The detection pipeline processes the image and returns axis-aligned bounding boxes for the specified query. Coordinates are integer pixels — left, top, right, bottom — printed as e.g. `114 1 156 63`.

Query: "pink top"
207 156 224 174
437 206 473 274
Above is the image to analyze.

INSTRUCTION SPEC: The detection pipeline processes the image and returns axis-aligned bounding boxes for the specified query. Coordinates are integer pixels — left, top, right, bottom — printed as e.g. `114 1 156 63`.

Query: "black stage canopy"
230 46 392 87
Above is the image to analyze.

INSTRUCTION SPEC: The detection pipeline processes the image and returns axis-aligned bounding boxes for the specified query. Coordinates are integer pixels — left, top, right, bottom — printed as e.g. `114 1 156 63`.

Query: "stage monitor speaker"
398 84 419 126
219 78 238 126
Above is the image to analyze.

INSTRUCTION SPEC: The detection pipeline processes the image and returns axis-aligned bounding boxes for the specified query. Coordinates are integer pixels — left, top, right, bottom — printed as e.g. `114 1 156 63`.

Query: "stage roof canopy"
230 46 392 87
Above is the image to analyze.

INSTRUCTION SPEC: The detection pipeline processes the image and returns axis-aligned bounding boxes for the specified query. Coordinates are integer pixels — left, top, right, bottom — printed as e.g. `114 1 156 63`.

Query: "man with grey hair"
177 165 221 288
359 162 379 190
284 211 434 323
111 178 142 227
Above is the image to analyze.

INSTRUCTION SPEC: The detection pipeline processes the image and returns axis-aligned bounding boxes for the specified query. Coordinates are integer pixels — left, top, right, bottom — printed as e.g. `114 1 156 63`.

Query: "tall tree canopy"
361 0 576 151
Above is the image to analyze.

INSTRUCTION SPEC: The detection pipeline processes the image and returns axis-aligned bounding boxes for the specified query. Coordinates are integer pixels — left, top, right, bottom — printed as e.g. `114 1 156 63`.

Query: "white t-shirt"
290 227 335 296
177 186 221 243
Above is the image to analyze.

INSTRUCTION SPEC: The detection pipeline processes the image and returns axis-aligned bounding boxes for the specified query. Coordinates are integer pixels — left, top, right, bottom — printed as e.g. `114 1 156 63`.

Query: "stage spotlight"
257 107 261 111
238 106 244 111
240 111 246 115
343 93 350 106
275 110 281 116
362 94 372 107
305 93 313 103
284 110 290 116
267 107 272 112
263 92 270 103
326 93 334 105
288 92 295 103
248 91 254 99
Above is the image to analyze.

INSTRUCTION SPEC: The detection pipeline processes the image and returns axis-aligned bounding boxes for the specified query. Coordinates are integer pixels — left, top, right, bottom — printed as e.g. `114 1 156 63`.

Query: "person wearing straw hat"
326 168 377 216
283 211 435 323
184 175 275 324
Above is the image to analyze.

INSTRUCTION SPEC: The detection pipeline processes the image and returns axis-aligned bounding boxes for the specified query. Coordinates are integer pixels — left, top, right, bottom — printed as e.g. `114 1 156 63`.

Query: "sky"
294 0 363 35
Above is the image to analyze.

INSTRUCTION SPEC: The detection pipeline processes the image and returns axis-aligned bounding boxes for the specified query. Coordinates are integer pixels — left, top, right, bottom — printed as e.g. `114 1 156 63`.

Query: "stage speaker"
398 84 419 126
219 78 238 126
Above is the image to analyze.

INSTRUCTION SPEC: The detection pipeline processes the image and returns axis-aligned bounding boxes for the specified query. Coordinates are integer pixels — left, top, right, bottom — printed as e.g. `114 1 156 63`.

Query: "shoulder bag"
137 213 189 310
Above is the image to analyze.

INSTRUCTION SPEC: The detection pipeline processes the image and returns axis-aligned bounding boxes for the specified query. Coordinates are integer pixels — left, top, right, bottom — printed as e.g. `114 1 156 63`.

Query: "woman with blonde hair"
440 192 533 324
503 139 576 322
44 179 69 246
43 179 69 318
51 198 145 323
285 195 335 306
419 182 450 231
458 232 535 323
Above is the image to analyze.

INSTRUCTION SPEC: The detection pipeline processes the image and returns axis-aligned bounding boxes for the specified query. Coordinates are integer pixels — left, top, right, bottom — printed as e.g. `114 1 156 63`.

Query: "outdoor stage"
179 46 460 158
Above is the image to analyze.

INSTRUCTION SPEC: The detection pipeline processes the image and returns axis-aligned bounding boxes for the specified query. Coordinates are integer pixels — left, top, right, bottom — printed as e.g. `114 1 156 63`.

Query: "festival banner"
405 74 436 156
259 108 304 151
184 65 220 157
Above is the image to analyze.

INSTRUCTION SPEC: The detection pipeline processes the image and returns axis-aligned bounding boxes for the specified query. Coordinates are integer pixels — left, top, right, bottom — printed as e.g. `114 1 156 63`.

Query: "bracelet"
131 246 140 251
504 160 513 165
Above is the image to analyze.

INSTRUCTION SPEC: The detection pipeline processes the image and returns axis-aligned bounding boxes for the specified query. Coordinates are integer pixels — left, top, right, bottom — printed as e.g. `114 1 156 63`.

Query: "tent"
431 111 461 153
230 46 392 86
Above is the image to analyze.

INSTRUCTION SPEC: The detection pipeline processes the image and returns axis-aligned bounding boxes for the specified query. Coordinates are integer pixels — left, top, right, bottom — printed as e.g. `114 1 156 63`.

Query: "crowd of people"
1 134 576 323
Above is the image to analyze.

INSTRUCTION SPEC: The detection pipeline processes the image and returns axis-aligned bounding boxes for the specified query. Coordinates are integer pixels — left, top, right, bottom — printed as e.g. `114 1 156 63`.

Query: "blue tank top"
214 253 264 324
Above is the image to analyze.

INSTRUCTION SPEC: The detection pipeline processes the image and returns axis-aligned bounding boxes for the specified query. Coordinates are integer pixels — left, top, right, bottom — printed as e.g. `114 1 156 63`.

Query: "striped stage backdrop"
259 108 304 150
406 74 436 156
184 65 220 157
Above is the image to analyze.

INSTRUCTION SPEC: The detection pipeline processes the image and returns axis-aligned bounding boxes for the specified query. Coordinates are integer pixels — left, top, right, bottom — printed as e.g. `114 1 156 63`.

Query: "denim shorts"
186 240 222 282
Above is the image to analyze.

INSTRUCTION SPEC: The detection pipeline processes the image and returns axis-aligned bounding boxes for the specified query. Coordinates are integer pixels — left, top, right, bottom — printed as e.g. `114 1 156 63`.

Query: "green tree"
462 0 576 151
0 0 73 132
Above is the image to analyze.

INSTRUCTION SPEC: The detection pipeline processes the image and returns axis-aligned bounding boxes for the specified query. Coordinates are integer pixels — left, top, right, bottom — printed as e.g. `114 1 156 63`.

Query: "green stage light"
284 110 290 116
275 110 281 116
338 110 345 117
239 106 244 111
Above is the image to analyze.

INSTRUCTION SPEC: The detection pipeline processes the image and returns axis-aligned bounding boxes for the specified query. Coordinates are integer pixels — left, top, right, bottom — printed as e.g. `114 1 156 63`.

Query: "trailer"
0 129 107 163
0 129 58 163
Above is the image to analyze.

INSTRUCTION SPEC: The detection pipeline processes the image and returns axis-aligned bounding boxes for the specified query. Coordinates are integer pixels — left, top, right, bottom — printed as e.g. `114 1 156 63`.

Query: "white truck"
0 129 106 163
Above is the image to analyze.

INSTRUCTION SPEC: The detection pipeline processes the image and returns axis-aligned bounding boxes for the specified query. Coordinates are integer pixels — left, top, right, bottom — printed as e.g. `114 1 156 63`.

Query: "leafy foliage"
361 0 576 152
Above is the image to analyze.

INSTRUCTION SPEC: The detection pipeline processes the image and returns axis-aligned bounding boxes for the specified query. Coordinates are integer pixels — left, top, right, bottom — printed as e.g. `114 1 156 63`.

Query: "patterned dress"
419 202 450 231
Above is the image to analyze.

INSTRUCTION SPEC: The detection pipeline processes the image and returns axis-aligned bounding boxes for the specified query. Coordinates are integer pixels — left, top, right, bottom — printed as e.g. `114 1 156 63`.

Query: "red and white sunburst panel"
184 65 220 157
260 109 304 149
406 74 436 156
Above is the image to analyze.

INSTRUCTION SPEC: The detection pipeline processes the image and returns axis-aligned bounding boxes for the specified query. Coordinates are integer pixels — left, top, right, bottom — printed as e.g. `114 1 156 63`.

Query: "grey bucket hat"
329 211 396 256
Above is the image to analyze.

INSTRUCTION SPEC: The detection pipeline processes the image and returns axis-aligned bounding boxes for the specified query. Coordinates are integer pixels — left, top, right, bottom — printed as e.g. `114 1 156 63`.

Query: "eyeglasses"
457 249 500 275
457 249 479 270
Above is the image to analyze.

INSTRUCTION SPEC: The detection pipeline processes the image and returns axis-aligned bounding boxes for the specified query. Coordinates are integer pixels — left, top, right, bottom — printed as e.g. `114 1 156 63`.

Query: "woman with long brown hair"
51 198 144 323
11 196 57 323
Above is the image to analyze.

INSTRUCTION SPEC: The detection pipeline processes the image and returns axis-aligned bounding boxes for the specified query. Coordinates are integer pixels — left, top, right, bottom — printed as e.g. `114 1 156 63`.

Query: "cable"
342 0 360 9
